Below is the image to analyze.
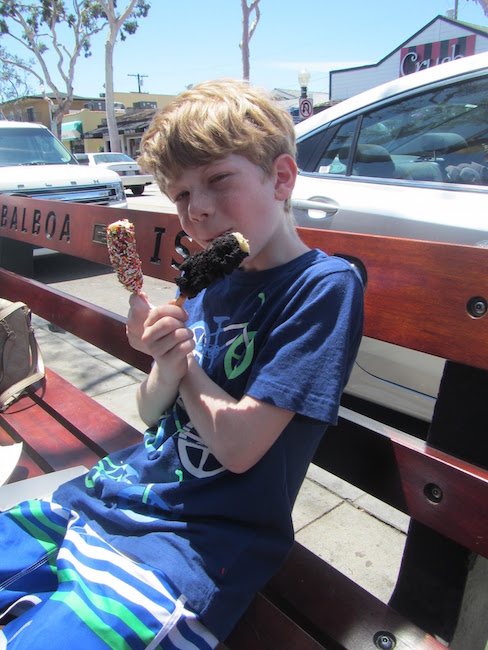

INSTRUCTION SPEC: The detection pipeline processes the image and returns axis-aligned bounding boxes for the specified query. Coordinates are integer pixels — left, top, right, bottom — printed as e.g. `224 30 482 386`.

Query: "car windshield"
0 127 75 167
92 153 134 164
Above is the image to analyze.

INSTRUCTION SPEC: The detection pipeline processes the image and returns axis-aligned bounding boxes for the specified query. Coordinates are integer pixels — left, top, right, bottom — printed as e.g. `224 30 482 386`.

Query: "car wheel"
130 186 144 196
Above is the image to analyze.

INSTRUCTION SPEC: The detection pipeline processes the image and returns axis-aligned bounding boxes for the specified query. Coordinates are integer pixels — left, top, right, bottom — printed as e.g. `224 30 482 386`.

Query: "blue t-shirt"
54 249 364 640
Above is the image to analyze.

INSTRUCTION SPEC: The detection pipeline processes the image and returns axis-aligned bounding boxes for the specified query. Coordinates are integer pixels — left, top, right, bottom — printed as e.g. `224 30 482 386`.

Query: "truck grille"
6 185 120 205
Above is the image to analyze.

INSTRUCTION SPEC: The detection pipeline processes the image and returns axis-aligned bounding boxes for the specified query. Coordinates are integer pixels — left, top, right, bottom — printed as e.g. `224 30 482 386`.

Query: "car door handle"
291 197 339 219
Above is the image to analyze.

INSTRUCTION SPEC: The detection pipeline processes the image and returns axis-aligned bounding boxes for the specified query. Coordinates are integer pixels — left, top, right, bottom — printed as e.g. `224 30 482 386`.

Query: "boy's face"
166 154 296 271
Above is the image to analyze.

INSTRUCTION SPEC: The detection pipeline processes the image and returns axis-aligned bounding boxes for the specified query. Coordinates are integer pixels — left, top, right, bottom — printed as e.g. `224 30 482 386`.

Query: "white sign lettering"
400 43 464 76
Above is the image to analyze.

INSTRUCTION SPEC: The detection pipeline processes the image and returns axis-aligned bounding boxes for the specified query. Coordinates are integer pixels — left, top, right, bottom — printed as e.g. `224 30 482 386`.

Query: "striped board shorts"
0 499 219 650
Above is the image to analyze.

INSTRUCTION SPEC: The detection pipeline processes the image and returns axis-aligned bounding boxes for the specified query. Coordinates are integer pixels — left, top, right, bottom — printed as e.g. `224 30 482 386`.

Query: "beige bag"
0 299 45 412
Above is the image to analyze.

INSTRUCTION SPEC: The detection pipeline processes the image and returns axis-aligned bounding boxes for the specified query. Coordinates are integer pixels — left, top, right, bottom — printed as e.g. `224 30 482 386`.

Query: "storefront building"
0 92 174 157
82 107 158 158
330 14 488 100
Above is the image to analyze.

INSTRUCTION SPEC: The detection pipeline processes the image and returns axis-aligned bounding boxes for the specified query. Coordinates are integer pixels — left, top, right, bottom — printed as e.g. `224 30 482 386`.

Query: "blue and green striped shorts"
0 499 218 649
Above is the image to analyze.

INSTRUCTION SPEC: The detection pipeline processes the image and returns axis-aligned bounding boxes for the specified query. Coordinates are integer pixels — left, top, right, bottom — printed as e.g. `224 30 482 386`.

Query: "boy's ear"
273 154 297 201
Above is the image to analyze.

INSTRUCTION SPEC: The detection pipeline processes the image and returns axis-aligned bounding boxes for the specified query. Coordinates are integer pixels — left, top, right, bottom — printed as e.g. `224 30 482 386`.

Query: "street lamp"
298 68 311 98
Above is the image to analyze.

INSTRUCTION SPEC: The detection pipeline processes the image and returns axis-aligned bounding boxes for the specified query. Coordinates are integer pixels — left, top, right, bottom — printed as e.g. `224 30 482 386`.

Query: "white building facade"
330 15 488 100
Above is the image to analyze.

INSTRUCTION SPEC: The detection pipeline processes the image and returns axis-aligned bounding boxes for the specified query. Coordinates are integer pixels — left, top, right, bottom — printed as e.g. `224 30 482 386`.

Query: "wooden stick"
170 294 186 307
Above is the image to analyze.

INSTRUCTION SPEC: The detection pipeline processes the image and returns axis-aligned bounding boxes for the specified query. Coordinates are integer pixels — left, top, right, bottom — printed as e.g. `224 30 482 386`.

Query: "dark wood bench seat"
1 367 143 478
2 195 488 649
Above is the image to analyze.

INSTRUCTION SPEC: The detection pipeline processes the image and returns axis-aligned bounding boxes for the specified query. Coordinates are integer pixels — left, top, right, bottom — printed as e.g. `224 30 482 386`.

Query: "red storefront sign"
400 35 476 76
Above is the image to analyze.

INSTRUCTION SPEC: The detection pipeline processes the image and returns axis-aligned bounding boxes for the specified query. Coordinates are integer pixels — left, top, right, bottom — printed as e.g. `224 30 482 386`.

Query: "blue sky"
32 0 488 98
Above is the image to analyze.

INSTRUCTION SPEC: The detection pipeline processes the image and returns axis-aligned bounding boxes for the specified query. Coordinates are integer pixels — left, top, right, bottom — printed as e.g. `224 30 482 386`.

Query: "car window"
313 119 357 175
308 74 488 186
93 153 133 164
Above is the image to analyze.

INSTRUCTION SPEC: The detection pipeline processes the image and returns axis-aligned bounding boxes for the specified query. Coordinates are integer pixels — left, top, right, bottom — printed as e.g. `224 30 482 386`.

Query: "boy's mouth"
204 231 232 245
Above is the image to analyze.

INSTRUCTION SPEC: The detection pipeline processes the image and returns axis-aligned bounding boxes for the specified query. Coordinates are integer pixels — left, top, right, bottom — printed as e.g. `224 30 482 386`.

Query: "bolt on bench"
1 194 488 649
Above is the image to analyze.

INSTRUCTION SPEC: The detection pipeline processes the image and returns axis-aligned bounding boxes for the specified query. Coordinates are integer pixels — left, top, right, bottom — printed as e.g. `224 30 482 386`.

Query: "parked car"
293 52 488 424
0 122 127 207
75 152 154 196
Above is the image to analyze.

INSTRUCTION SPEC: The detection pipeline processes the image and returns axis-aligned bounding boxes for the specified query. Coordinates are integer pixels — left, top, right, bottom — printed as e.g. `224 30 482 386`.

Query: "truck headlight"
111 181 126 202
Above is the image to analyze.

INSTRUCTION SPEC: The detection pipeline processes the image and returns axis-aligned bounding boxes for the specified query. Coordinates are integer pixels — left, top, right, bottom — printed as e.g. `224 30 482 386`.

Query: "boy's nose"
188 192 213 221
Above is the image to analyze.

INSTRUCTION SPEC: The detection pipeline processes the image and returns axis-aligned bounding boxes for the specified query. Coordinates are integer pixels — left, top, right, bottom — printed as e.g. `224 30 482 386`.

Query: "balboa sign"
400 35 476 76
0 195 195 282
1 202 70 243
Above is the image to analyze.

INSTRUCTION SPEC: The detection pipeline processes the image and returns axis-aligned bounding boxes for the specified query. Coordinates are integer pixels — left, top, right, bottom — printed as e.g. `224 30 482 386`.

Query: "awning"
84 126 106 139
119 121 151 134
61 120 83 141
84 121 151 139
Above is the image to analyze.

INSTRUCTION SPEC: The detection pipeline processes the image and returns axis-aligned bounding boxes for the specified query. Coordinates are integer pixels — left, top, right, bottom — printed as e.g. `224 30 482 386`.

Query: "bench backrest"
2 195 487 368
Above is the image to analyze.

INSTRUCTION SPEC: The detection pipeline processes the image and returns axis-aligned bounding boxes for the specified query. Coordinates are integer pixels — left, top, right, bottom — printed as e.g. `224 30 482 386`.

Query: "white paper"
0 443 23 487
0 465 88 511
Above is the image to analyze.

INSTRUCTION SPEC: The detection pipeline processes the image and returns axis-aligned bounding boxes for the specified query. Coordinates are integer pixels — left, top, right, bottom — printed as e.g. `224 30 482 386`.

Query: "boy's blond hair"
138 79 296 209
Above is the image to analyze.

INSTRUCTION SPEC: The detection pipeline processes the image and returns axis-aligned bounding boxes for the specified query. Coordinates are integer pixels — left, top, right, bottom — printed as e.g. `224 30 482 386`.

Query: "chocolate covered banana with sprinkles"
106 219 144 293
173 232 249 306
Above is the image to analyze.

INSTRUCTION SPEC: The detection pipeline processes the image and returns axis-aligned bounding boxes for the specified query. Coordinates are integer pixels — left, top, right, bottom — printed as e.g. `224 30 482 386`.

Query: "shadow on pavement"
33 252 111 284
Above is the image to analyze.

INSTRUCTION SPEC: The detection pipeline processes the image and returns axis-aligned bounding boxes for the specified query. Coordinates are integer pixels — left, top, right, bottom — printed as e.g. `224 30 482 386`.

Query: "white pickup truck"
0 121 127 207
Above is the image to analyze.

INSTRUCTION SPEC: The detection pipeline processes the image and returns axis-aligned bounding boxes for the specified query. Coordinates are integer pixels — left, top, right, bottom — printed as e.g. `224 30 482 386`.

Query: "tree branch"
248 0 261 40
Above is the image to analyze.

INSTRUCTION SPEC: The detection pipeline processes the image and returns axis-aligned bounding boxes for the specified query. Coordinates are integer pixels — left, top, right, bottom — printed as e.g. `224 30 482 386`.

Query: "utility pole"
454 0 458 19
128 73 148 93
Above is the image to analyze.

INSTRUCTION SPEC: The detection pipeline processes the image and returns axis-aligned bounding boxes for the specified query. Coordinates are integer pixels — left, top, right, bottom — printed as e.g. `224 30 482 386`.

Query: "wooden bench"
1 194 488 649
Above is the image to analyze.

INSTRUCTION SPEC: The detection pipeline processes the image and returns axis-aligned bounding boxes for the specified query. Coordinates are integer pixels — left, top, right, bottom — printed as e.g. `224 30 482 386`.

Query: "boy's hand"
142 302 195 374
127 292 194 373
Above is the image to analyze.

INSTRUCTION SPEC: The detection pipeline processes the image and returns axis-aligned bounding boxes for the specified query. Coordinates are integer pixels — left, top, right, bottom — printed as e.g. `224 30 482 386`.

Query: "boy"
0 79 363 648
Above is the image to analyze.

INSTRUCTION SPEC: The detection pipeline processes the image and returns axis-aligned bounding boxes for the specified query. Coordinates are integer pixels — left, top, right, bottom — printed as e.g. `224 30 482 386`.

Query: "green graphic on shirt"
222 291 264 380
85 457 139 489
224 331 256 379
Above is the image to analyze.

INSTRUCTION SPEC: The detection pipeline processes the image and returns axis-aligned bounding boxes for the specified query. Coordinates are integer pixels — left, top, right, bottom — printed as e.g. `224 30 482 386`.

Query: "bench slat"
37 369 143 455
299 228 488 371
395 440 488 557
266 543 445 650
0 195 187 283
0 268 152 374
1 395 102 473
313 408 488 559
0 369 143 480
226 592 326 650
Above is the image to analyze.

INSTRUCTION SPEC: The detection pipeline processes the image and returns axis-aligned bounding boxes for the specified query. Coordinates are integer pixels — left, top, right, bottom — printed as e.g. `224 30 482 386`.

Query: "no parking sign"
299 97 313 119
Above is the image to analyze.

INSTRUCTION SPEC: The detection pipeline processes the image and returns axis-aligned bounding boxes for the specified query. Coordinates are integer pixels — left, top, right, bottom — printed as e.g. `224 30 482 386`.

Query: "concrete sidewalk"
31 265 409 607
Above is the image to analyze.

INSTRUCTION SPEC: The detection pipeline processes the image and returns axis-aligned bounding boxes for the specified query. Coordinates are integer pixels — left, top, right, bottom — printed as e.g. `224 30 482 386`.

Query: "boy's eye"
210 173 230 184
174 190 189 203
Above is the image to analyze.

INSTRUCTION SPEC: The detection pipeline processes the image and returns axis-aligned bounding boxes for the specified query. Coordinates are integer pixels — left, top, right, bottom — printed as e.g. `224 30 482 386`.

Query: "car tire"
130 186 144 196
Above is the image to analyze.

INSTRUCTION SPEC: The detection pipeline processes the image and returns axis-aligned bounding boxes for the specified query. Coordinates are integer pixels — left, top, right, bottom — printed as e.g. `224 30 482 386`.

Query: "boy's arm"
179 355 295 474
137 352 190 427
127 294 195 426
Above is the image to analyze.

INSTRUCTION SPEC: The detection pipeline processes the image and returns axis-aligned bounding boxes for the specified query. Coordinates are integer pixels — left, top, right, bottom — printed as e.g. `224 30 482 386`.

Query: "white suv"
293 52 488 423
0 121 127 207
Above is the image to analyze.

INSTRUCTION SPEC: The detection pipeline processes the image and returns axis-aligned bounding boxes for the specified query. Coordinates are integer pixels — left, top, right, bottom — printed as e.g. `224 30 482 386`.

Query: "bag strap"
0 308 45 412
0 302 28 322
